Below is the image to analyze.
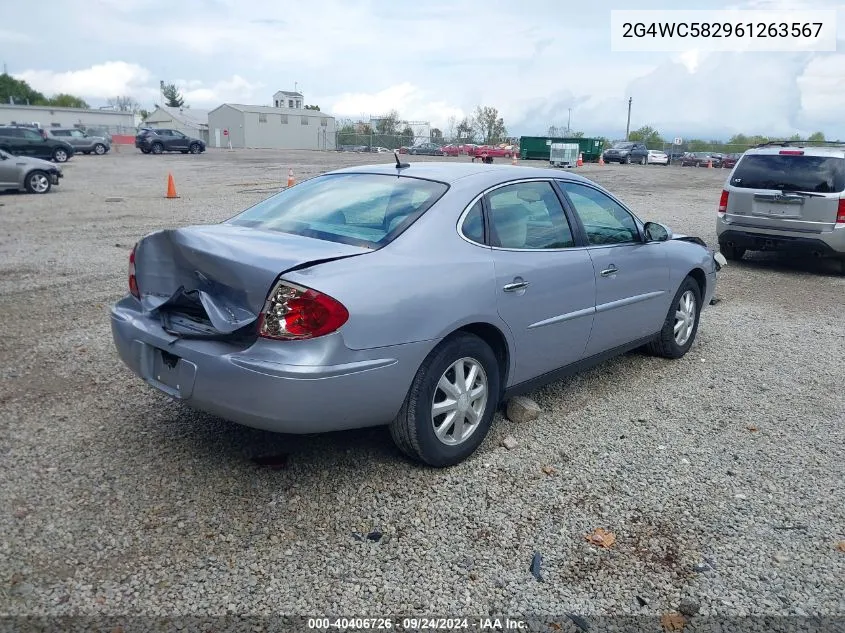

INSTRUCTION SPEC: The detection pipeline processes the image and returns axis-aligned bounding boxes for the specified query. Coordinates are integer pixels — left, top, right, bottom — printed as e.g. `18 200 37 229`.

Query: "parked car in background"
47 127 111 155
0 147 63 193
112 162 721 467
135 128 206 155
681 152 720 167
716 143 845 272
441 145 461 157
720 153 742 169
409 142 445 156
602 142 649 165
667 149 687 161
471 145 516 159
398 146 409 154
0 125 74 163
646 149 669 165
371 146 391 153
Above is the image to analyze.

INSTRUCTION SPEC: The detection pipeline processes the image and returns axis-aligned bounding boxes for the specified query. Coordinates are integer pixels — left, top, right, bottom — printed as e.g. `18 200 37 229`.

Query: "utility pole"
625 97 632 141
567 108 572 135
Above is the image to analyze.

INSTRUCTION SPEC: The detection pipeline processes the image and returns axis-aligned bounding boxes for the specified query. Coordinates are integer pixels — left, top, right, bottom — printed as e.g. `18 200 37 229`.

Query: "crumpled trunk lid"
134 224 370 336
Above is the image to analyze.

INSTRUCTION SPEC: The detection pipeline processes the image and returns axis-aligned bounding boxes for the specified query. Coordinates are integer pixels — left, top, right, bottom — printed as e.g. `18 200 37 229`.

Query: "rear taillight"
258 281 349 340
837 199 845 225
718 190 729 215
128 244 139 298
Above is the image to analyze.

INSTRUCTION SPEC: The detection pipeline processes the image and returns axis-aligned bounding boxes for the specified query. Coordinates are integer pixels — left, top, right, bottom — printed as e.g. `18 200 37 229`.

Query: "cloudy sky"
4 0 845 139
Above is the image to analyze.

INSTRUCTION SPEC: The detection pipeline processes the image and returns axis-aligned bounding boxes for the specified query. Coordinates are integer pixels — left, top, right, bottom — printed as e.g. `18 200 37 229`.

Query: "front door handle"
503 281 530 292
600 265 618 277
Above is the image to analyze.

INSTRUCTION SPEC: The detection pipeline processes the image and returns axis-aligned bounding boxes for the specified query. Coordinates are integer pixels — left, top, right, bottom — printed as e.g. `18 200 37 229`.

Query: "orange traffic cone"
511 153 518 165
598 154 605 166
576 152 584 167
165 173 178 199
287 168 295 187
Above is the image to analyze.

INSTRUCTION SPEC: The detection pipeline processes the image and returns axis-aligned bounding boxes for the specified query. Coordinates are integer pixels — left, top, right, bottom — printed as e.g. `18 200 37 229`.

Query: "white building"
144 105 210 143
0 104 135 134
273 90 303 109
208 104 335 150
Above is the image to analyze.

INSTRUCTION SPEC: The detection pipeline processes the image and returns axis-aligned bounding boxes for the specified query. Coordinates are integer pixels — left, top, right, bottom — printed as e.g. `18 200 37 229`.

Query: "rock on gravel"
506 396 541 424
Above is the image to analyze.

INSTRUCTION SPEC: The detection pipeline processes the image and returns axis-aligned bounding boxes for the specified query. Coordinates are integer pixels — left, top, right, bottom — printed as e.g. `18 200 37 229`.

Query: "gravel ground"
1 149 844 623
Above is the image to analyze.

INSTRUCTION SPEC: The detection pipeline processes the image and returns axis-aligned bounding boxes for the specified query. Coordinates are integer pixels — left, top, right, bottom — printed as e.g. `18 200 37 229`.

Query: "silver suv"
47 128 111 155
716 142 845 272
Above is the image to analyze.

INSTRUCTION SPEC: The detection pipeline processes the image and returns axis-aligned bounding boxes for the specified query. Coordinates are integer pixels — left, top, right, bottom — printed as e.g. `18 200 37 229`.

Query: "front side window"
227 173 449 248
485 181 575 249
559 182 640 245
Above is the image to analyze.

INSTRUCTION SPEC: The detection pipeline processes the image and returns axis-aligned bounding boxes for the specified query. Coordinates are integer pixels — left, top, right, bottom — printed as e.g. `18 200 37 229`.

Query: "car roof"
745 144 845 158
326 161 595 185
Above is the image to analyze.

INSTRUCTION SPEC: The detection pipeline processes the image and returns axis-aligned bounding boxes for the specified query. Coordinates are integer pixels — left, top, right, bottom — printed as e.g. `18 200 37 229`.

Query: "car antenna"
394 151 410 170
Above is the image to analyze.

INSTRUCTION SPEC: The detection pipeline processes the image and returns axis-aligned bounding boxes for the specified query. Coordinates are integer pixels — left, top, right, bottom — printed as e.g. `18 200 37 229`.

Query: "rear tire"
140 148 151 154
640 156 647 165
151 142 163 155
624 155 631 164
389 333 500 468
52 148 69 163
647 276 702 359
189 143 201 154
719 242 746 261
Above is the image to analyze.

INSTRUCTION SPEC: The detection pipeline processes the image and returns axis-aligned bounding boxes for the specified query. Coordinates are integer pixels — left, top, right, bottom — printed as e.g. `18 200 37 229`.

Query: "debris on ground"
585 527 616 549
661 613 686 631
105 197 124 202
529 551 544 582
636 596 649 607
710 297 721 305
251 454 289 470
366 530 383 542
747 425 759 432
678 598 700 617
541 465 556 476
506 396 541 423
566 613 590 631
836 541 845 553
13 508 29 519
501 436 518 450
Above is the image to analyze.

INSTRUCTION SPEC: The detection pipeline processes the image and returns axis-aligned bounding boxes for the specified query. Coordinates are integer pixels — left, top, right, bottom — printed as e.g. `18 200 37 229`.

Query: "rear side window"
228 173 449 248
0 128 22 137
731 154 845 193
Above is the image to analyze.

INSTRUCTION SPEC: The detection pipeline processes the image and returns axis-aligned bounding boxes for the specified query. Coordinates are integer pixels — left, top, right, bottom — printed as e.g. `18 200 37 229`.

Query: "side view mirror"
643 221 672 242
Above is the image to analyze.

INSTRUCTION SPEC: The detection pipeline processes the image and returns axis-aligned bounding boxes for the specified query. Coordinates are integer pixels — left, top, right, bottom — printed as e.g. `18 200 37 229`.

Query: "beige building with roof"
208 104 335 150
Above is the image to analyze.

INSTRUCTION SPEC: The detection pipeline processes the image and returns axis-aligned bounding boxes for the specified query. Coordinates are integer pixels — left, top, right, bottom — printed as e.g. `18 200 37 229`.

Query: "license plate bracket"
136 342 198 399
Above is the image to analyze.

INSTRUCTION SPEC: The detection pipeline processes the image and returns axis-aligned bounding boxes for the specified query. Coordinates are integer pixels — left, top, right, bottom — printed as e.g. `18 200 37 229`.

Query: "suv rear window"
731 154 845 193
227 173 449 248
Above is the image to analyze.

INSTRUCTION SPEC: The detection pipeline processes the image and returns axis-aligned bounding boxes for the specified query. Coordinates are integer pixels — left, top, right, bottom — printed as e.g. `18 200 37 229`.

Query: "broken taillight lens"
258 281 349 340
128 244 139 298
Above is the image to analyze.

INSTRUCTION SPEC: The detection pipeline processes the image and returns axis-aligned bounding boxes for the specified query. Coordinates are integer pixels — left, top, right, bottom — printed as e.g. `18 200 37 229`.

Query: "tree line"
625 125 830 152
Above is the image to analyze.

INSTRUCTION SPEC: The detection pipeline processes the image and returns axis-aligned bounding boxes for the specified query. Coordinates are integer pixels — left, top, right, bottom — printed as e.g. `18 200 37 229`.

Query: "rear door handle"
600 265 618 277
503 281 530 292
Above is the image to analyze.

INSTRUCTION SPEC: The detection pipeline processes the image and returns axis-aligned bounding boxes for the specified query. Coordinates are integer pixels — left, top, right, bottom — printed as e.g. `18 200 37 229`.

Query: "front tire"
624 155 631 164
640 156 647 165
93 143 106 155
390 333 500 468
646 276 702 359
25 170 51 194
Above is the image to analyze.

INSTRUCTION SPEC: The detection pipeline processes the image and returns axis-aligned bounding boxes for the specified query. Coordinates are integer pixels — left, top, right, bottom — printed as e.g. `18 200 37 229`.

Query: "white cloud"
0 29 31 43
15 62 154 99
797 54 845 126
327 84 466 127
180 75 265 106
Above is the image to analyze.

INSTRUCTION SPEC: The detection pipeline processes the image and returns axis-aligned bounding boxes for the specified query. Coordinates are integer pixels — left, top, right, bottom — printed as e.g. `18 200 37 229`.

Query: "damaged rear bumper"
110 297 427 434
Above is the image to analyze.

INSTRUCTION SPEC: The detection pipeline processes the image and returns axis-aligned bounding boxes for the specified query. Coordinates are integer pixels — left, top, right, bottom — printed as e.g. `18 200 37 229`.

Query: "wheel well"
454 322 510 394
688 267 706 297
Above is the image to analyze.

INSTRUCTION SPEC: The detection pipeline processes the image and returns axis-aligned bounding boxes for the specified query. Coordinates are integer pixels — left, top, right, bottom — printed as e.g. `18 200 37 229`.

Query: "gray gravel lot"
1 149 844 622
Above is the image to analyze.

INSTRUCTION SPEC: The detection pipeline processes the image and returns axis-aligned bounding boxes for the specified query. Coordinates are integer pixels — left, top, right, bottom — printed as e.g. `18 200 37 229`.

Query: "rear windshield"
731 154 845 193
227 173 449 248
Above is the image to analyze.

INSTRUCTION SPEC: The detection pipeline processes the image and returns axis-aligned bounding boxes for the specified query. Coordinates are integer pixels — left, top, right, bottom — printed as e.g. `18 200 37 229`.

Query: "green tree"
399 125 415 147
569 130 585 138
0 73 46 105
628 125 663 146
304 104 320 111
47 93 89 108
161 83 184 108
808 131 825 142
431 128 443 141
456 117 475 143
472 106 506 144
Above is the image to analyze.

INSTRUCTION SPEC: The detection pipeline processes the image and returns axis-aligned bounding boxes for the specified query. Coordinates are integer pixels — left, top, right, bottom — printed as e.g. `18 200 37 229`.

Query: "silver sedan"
111 160 722 466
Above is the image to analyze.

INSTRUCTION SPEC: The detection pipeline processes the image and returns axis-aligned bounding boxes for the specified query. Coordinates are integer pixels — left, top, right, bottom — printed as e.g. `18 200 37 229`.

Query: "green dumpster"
519 136 605 162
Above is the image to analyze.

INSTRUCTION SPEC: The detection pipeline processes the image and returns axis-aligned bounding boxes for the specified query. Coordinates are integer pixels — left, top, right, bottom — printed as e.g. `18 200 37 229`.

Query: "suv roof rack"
753 140 845 149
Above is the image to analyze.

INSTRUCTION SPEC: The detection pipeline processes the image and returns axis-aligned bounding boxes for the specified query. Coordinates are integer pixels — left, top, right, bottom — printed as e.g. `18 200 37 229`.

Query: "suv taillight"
258 281 349 340
718 190 729 215
128 244 139 298
838 199 845 225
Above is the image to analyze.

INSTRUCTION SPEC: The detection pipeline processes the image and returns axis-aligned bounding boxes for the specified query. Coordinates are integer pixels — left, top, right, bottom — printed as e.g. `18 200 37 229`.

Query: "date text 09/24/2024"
307 618 527 630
